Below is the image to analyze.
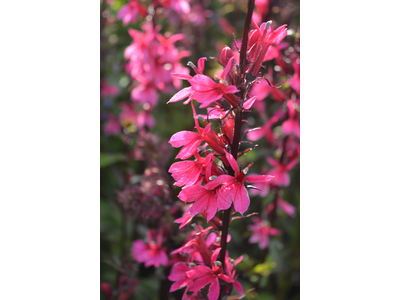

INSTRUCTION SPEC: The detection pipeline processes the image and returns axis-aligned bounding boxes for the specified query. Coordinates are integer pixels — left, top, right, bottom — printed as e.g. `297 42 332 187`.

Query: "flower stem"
219 0 255 273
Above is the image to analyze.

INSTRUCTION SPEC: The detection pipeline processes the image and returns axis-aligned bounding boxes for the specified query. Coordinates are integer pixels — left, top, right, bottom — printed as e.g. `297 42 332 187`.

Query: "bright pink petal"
245 175 274 183
168 87 193 104
176 138 203 160
178 185 207 203
169 131 200 147
224 150 239 175
208 278 220 300
205 195 218 222
211 247 221 263
195 91 223 108
233 281 244 295
269 228 281 236
203 174 235 190
171 73 193 80
286 158 299 171
170 278 189 292
187 266 212 279
266 157 280 167
243 96 257 110
259 236 269 249
189 74 218 91
197 57 207 73
232 184 250 215
277 198 296 218
221 85 240 94
220 57 234 79
190 274 215 292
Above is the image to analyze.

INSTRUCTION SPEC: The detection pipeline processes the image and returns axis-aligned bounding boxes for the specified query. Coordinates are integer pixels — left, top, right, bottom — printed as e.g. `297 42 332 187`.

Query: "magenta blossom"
248 217 280 249
168 57 207 105
282 100 300 138
131 230 168 268
101 80 120 97
168 262 193 294
169 152 215 187
168 103 227 159
267 198 296 218
117 0 147 25
186 248 243 300
205 150 274 215
178 182 231 222
103 114 121 136
266 156 299 187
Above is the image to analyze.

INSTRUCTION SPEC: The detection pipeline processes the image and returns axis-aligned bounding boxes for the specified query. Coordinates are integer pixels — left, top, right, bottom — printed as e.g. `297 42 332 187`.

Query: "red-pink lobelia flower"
267 198 296 218
282 100 300 138
186 248 243 300
131 230 168 268
266 156 298 187
248 217 280 249
204 150 274 215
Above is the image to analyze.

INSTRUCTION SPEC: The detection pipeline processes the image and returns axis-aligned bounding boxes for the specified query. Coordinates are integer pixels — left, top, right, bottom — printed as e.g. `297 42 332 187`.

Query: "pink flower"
204 151 274 215
174 206 195 229
131 84 158 106
131 230 168 268
267 198 296 218
189 73 240 109
248 217 280 249
248 20 287 76
266 157 299 187
168 262 193 293
117 1 147 25
282 100 300 138
178 182 231 222
168 130 203 160
103 114 121 136
168 103 227 159
168 57 207 105
186 248 242 300
169 151 214 187
247 108 286 144
101 80 120 97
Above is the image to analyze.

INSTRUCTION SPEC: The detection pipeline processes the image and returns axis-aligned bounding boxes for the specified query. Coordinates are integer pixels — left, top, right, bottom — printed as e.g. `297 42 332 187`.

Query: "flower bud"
220 46 233 66
213 261 222 267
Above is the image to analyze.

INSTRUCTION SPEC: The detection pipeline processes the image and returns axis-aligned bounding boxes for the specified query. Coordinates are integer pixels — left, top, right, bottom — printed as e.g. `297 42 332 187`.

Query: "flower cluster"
125 22 190 107
167 18 288 299
169 226 243 300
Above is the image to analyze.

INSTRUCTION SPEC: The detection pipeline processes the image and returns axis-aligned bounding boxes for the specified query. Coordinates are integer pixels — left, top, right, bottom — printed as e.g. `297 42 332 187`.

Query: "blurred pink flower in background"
266 156 299 187
267 198 296 218
248 217 280 249
131 230 168 267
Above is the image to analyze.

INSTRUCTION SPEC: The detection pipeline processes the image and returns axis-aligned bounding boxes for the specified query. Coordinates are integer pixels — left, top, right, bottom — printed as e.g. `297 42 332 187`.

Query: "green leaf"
100 152 126 168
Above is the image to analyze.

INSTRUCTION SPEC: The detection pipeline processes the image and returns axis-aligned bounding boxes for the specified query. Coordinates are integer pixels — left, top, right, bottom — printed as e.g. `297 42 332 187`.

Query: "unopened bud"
196 115 205 122
187 61 196 68
213 261 222 267
220 46 233 66
219 79 229 86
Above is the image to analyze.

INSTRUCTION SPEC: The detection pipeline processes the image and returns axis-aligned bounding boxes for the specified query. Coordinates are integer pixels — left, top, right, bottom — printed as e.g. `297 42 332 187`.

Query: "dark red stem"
219 0 255 273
